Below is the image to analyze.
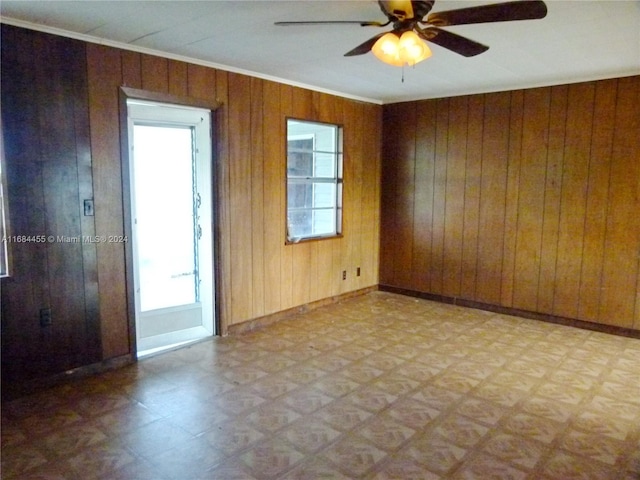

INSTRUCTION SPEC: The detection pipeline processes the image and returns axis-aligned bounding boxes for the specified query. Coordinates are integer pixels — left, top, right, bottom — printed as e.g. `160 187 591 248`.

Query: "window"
286 119 343 243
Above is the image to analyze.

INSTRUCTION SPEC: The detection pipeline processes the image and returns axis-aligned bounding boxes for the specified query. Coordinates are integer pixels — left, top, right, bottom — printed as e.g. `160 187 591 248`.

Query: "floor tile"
2 291 639 480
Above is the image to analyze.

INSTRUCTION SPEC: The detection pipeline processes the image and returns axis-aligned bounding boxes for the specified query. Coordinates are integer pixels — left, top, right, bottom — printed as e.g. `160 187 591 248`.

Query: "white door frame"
126 98 216 356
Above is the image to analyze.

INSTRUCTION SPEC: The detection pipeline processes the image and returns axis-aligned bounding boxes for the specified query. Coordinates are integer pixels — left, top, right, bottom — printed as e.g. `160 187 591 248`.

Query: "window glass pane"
287 182 314 209
314 152 336 178
287 137 313 178
288 210 313 238
133 125 198 311
312 209 335 235
313 183 335 208
286 119 342 242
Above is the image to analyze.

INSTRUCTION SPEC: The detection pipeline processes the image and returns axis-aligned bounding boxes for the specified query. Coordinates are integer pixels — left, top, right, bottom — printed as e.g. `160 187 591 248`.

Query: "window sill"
285 233 343 246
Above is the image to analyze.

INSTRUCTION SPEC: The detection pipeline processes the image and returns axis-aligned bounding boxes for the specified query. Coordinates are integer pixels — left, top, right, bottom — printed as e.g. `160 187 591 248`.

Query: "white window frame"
286 118 343 243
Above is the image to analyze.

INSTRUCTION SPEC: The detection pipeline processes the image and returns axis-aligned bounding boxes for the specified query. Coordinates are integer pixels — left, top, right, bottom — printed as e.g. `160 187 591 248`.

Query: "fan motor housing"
378 0 435 21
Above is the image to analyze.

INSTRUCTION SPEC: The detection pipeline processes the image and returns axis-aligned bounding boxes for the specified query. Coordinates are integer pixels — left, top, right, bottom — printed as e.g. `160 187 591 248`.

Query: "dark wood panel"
141 55 169 93
1 26 100 390
121 51 142 88
536 85 567 314
168 60 188 97
86 44 130 358
578 79 616 322
412 100 436 292
501 90 523 307
512 88 549 311
394 103 417 288
1 26 50 376
430 98 449 295
475 92 510 305
553 82 595 318
36 32 88 368
380 77 639 331
442 95 468 297
459 95 484 300
379 103 404 285
599 76 640 327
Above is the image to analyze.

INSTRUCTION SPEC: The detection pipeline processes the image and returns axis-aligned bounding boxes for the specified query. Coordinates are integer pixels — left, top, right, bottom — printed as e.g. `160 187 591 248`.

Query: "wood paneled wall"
1 26 101 387
86 44 381 353
380 77 640 330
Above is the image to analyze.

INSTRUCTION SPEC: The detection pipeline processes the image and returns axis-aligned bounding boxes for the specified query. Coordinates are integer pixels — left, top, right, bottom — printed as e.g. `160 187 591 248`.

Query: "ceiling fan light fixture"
372 30 432 67
398 30 432 65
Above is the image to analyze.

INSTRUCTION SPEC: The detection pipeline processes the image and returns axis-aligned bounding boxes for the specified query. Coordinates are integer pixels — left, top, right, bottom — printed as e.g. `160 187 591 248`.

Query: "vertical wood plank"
500 90 523 307
215 70 232 330
1 26 50 378
430 98 449 294
168 60 188 97
262 80 283 315
442 95 468 297
536 85 567 314
141 55 168 93
250 77 266 317
361 102 382 288
512 88 549 311
228 73 253 323
36 33 87 367
460 95 484 300
412 100 436 292
599 76 640 327
379 104 403 286
394 103 417 288
121 51 141 88
553 82 594 318
187 63 217 99
475 92 510 304
578 79 616 322
70 36 101 362
87 43 129 358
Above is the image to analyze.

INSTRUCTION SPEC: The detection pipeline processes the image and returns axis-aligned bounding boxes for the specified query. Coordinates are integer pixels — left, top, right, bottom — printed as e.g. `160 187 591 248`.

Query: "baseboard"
379 284 640 339
227 286 378 335
1 353 135 402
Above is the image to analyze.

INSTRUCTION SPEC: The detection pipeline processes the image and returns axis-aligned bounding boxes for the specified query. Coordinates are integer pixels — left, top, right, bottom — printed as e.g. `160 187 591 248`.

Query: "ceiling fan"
275 0 547 64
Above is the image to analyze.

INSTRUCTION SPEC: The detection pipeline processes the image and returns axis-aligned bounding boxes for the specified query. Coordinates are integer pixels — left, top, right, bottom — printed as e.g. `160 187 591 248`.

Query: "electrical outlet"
39 307 52 327
83 199 94 216
342 270 347 280
357 267 361 277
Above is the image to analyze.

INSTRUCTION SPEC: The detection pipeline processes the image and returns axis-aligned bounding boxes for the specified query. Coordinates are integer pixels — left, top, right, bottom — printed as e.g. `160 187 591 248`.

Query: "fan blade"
418 27 489 57
344 32 388 56
427 0 547 26
275 20 386 27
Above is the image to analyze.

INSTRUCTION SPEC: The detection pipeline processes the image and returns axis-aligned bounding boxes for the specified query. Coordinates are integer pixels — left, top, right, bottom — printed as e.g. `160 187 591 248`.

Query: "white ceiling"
2 1 639 104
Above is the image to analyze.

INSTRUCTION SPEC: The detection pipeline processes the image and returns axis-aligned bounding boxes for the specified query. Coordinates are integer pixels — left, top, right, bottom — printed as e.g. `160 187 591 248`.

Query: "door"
127 100 215 355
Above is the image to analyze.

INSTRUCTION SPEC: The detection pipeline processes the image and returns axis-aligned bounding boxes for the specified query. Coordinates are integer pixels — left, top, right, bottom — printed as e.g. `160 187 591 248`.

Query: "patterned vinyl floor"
2 292 639 479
